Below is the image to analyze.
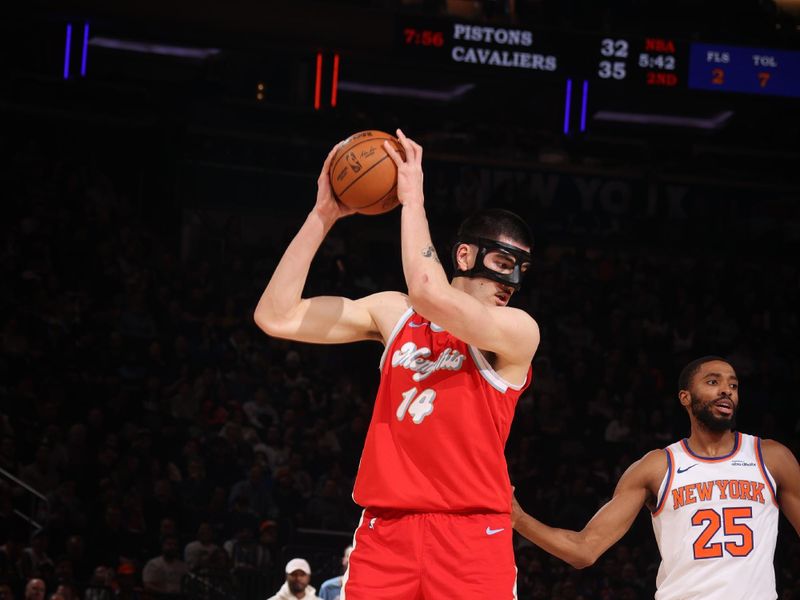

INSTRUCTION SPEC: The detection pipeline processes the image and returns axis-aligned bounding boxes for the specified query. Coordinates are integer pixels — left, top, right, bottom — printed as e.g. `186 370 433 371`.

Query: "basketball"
329 130 405 215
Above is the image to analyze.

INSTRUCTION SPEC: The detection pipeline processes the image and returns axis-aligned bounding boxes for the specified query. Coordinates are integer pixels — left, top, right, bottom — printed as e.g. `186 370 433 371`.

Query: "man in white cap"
266 558 320 600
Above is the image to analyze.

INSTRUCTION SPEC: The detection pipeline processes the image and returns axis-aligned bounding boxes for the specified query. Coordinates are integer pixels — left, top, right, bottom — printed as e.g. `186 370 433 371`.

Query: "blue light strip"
563 79 572 134
580 80 588 132
63 23 72 80
81 23 89 77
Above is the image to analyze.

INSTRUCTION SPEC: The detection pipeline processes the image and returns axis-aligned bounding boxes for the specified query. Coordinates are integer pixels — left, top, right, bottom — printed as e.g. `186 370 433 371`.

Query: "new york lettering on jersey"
352 308 531 513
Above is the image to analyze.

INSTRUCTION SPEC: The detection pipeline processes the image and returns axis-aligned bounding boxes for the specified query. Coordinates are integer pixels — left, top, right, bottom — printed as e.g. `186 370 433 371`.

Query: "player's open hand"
314 144 356 223
384 128 424 208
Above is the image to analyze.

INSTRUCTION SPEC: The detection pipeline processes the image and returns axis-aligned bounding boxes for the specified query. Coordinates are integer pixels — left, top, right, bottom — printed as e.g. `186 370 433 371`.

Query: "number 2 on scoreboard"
711 68 725 85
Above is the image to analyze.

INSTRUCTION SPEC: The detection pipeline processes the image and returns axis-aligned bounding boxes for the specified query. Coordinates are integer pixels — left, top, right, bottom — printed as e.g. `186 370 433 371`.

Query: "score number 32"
598 38 628 80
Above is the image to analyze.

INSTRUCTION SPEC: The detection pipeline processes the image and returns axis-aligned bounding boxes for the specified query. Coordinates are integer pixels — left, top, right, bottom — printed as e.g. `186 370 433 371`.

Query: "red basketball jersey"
352 308 532 513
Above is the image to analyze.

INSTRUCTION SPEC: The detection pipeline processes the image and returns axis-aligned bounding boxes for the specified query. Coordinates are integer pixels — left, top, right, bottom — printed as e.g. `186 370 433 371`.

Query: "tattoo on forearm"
421 245 440 263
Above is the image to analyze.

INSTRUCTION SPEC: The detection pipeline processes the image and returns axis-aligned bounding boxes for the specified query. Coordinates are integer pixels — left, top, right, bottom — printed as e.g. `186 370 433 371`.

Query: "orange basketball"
329 130 404 215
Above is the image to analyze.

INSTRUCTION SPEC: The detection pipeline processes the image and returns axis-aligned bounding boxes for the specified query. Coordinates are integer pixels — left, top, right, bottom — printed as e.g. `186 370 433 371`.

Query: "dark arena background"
2 0 800 598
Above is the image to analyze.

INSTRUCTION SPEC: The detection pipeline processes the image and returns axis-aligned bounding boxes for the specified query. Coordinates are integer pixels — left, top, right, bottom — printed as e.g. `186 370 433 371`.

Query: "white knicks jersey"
652 432 779 600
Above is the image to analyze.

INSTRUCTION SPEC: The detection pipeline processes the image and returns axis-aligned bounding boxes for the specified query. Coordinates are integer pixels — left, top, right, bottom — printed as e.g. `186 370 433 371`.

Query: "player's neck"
686 426 737 457
451 277 468 292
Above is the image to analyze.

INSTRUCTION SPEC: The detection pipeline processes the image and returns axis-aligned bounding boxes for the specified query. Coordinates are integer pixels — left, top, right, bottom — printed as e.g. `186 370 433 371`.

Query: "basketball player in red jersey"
254 129 540 599
512 356 800 599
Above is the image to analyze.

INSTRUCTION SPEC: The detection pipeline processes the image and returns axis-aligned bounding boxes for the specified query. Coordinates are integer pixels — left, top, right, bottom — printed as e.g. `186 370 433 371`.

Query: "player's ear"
678 390 691 408
456 243 474 270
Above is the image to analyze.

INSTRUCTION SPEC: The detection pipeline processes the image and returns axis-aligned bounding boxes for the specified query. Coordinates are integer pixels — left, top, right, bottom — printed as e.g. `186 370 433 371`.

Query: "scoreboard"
396 18 800 99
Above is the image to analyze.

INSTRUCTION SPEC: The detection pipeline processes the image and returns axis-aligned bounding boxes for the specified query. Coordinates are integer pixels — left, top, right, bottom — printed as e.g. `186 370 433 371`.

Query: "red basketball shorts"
341 509 517 600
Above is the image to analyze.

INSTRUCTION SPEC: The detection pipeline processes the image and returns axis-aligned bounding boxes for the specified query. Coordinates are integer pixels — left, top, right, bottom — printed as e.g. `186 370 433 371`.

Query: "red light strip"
331 53 340 107
314 52 323 110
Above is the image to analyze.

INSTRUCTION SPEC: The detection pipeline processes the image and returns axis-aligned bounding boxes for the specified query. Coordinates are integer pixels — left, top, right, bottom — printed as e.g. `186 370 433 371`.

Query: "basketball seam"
358 184 398 212
337 154 393 198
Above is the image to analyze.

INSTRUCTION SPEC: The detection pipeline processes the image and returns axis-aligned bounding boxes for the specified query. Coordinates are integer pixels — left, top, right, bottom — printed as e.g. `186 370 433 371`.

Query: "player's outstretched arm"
512 450 664 569
254 146 405 344
384 129 539 362
762 439 800 536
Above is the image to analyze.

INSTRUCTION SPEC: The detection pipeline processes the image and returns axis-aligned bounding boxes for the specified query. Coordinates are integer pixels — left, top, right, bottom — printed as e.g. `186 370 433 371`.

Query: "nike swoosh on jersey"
408 322 428 328
485 527 505 536
677 464 698 474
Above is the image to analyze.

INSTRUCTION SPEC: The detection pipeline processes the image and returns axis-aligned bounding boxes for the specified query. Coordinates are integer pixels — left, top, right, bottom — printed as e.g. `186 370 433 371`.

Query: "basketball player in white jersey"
512 355 800 599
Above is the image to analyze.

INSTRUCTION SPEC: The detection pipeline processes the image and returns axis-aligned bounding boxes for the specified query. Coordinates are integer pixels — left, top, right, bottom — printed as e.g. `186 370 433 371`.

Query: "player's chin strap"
450 236 532 291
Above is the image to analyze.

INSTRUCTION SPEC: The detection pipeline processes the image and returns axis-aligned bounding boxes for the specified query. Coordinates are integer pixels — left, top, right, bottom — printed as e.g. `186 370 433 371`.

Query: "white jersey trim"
468 345 527 393
340 509 365 600
378 307 415 371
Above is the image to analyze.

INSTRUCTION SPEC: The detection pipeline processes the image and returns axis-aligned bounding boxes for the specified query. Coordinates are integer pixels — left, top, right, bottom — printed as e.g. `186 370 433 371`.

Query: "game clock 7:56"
403 28 445 47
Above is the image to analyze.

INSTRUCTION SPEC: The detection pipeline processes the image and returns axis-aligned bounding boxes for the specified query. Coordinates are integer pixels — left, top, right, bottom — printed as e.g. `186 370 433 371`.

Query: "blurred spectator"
88 506 136 566
141 536 188 595
255 520 278 572
183 522 219 571
223 495 260 541
52 585 74 600
177 459 213 530
0 537 24 591
318 546 352 600
19 446 59 495
0 583 15 600
19 532 54 581
83 567 114 600
227 465 275 520
242 388 278 431
305 480 349 530
114 563 143 600
62 536 90 587
222 527 268 572
23 580 45 600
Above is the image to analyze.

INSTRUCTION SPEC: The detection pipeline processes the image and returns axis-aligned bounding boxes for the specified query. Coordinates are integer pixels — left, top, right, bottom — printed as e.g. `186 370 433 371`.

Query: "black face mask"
451 236 532 291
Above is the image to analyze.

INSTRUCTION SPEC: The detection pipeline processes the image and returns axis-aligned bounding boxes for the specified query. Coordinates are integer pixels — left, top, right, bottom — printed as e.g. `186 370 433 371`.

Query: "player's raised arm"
512 450 665 569
384 129 539 363
254 146 404 345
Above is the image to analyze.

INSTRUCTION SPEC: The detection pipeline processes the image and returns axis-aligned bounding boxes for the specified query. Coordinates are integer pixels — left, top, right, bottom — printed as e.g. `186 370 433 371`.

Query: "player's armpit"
762 439 800 536
254 291 407 345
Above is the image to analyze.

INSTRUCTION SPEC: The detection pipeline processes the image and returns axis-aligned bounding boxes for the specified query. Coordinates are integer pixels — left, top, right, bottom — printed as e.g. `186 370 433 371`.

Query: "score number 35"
598 38 628 80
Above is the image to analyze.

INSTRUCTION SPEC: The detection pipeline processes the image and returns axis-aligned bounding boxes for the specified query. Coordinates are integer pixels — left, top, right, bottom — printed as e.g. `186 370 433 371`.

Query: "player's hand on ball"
315 145 356 222
384 128 424 207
